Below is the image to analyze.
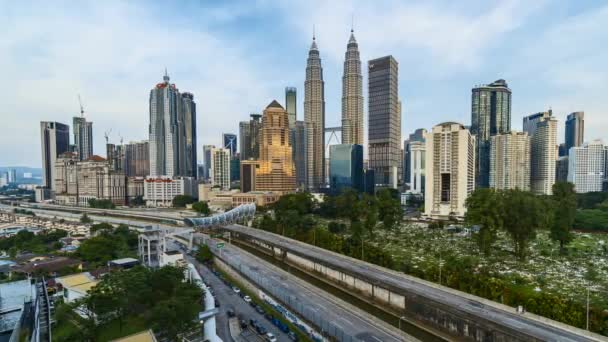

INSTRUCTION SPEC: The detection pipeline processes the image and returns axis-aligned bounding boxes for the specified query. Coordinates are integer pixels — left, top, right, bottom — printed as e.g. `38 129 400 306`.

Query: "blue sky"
1 0 607 167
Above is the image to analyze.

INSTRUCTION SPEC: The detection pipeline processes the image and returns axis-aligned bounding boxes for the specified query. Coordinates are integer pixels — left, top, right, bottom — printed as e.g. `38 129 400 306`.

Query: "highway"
222 224 608 342
197 233 416 342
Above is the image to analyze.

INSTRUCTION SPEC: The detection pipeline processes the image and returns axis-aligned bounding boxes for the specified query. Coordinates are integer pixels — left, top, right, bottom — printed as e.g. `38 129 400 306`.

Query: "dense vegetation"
254 189 400 268
574 192 608 231
0 229 67 256
192 201 211 216
172 195 196 208
465 183 576 259
87 198 116 209
76 223 138 266
54 265 203 341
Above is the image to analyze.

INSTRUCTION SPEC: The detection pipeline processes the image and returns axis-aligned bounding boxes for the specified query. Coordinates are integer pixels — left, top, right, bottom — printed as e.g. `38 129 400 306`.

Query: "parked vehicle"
232 286 241 294
227 309 235 318
287 332 298 341
240 319 248 329
265 332 277 342
243 295 252 303
256 324 267 335
255 306 265 315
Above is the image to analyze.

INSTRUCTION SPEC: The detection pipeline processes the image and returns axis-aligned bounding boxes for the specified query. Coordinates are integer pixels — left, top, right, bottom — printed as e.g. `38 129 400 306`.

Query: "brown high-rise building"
240 159 260 193
256 100 296 192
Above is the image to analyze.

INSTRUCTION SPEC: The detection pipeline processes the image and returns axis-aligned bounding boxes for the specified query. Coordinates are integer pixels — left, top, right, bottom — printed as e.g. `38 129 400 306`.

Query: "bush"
172 195 196 208
574 209 608 231
88 199 115 209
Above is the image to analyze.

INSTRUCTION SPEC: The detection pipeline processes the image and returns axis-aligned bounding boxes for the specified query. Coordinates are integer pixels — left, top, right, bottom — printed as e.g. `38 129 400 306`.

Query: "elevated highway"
220 224 607 342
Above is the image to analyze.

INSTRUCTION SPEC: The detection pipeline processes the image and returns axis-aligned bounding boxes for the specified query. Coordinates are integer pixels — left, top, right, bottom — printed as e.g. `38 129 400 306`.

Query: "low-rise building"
231 191 281 207
56 272 99 304
143 176 197 207
159 250 185 267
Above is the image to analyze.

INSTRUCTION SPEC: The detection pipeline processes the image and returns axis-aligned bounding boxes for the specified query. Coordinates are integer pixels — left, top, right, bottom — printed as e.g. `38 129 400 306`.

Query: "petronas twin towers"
304 28 363 190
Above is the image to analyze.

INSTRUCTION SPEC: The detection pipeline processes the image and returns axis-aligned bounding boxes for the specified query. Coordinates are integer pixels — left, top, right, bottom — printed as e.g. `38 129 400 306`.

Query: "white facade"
143 176 197 207
568 140 605 193
424 122 476 219
408 141 426 195
211 147 231 190
530 115 558 195
489 132 530 190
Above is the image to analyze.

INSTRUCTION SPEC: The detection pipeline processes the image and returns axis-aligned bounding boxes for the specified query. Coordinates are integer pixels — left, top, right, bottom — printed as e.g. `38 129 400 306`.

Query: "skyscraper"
526 111 558 195
294 120 307 188
149 71 196 178
256 100 296 192
202 145 215 181
124 141 150 177
408 140 426 195
403 128 427 189
341 29 363 146
424 122 476 219
329 144 364 193
565 111 584 153
223 133 238 157
211 147 231 190
239 114 262 161
523 110 552 137
368 56 401 188
40 121 70 191
180 92 197 178
304 34 325 190
285 87 297 129
568 140 605 193
470 79 512 188
73 116 93 161
489 131 530 190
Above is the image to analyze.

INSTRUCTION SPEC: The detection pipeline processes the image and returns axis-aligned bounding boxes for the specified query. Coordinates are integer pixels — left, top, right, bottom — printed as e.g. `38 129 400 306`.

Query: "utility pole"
439 253 443 285
586 283 590 330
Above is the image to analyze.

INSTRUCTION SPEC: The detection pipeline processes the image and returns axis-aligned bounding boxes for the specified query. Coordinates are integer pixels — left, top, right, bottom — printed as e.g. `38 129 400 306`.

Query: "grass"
213 262 312 342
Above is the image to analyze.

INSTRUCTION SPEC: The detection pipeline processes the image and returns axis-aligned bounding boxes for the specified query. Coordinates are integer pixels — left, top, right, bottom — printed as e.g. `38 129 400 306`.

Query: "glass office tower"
329 144 364 193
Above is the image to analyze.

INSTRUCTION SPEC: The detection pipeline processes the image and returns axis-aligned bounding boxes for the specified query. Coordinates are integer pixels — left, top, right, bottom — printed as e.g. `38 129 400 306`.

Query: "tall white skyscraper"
408 140 426 195
568 140 605 193
526 111 558 195
341 29 363 146
304 33 325 190
489 132 530 190
424 122 476 219
211 147 231 190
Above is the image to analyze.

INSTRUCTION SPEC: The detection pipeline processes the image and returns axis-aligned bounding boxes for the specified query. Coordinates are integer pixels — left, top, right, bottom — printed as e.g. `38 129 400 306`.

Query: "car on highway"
287 331 298 341
265 332 277 342
243 295 252 303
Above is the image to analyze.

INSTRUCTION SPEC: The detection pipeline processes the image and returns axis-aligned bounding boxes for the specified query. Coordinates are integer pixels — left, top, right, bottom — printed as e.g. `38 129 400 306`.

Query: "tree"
192 201 211 216
377 189 402 230
196 244 213 263
130 195 145 207
465 188 504 255
88 198 115 209
550 182 576 252
502 190 548 260
172 195 196 208
80 213 92 224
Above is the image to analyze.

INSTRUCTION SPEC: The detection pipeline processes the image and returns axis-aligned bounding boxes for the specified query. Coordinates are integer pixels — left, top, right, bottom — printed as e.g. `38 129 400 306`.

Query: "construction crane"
78 94 85 117
104 128 112 144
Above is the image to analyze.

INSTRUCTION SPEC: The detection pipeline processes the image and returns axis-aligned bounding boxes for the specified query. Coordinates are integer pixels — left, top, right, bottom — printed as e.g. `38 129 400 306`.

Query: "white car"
232 286 241 294
243 295 252 303
265 333 277 342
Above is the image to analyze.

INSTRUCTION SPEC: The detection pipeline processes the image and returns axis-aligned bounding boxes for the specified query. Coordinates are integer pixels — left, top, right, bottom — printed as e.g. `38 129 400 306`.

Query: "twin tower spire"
304 27 363 190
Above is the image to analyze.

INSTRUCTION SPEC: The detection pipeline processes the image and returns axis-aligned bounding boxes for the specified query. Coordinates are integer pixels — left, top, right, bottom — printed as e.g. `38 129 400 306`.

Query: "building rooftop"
56 272 98 295
164 250 181 256
108 257 139 265
110 330 157 342
0 279 35 334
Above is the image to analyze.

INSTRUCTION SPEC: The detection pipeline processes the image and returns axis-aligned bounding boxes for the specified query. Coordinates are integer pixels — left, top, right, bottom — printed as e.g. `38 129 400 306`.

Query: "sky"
1 0 607 167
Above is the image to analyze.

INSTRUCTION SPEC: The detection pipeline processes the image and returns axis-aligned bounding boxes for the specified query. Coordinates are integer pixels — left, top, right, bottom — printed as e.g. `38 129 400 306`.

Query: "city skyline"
2 1 608 167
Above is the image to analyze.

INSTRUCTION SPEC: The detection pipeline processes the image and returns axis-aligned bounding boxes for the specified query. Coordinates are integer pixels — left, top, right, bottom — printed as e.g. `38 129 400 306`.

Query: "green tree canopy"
172 195 196 208
465 188 504 255
502 190 549 260
550 182 576 251
192 201 211 216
